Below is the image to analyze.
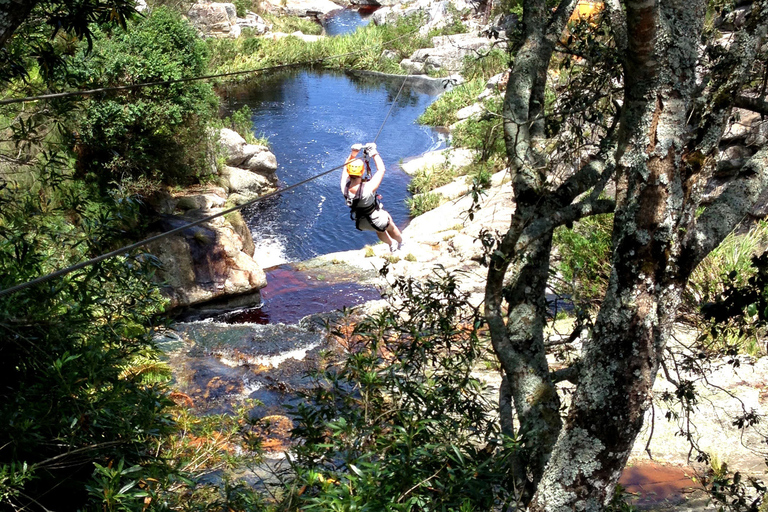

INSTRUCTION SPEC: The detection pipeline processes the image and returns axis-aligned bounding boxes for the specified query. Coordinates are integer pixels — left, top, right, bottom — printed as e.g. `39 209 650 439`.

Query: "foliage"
688 222 768 308
418 78 487 126
281 268 519 511
552 213 613 309
406 191 442 216
451 97 505 160
0 179 177 510
71 8 218 189
207 13 431 78
261 13 324 35
0 0 138 84
407 163 457 194
218 105 269 146
461 48 509 82
427 4 469 38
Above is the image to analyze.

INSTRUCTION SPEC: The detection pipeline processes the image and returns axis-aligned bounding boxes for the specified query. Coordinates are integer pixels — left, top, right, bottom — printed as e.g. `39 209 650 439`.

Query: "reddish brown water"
222 265 381 325
619 462 700 507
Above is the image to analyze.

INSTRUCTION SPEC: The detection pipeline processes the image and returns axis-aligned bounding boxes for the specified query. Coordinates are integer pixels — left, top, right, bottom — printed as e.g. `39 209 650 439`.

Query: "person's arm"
367 147 386 192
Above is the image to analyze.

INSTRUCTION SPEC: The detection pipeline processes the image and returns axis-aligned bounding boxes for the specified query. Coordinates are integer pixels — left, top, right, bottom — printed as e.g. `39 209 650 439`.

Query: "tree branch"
515 197 615 254
682 147 768 271
733 95 768 116
551 364 579 384
603 0 628 53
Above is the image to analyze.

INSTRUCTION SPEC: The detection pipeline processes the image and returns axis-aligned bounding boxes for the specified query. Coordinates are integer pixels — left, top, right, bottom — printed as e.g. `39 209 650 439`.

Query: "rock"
450 232 483 261
225 210 256 257
135 0 148 12
721 109 768 146
399 59 426 74
237 11 271 34
219 166 275 202
219 128 268 166
147 212 267 310
252 415 294 452
400 148 477 175
407 33 502 74
244 151 279 175
260 0 341 17
455 102 484 120
187 2 242 38
372 6 397 24
380 49 399 61
175 193 227 211
714 5 751 31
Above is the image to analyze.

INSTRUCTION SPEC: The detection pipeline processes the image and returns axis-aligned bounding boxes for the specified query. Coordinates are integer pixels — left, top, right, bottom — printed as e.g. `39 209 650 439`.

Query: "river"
224 70 446 268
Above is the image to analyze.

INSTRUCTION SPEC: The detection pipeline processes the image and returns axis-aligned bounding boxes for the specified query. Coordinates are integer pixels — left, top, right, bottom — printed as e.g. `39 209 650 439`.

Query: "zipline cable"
0 28 422 106
373 73 410 143
0 61 421 297
0 162 344 298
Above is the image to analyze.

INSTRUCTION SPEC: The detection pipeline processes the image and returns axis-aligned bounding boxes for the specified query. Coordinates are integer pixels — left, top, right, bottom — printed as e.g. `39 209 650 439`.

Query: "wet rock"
187 1 242 38
147 212 267 310
252 415 294 453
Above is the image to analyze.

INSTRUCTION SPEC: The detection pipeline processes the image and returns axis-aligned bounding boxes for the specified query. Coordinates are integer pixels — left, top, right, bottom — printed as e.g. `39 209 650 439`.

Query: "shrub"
0 186 175 510
283 269 519 511
418 78 486 126
552 212 613 309
407 192 442 216
407 163 457 194
72 8 218 189
451 98 505 159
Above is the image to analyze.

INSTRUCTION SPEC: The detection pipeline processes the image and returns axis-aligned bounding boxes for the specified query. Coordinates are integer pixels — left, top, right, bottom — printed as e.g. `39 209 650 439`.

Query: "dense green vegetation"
283 270 519 511
72 8 218 189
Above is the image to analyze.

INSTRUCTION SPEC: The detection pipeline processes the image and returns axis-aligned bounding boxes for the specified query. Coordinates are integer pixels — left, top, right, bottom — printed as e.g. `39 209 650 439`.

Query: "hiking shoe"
398 239 407 251
390 242 399 253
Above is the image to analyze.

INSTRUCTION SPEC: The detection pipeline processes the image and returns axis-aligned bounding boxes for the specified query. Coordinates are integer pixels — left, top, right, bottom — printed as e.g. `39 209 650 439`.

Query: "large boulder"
219 128 271 166
147 212 267 310
219 166 277 204
187 1 242 38
405 33 502 74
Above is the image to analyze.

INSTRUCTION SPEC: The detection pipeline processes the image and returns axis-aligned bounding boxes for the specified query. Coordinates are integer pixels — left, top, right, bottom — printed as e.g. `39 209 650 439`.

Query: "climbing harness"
344 178 385 232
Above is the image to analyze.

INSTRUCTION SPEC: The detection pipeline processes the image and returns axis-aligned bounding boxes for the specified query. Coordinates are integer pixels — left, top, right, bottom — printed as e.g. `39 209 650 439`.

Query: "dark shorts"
357 209 390 232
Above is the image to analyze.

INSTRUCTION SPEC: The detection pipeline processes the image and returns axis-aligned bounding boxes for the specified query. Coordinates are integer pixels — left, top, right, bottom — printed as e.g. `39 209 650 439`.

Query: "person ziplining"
340 142 405 253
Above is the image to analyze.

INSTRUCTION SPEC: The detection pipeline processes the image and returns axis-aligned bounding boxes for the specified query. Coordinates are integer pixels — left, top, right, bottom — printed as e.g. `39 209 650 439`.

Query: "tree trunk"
491 0 768 508
0 1 40 48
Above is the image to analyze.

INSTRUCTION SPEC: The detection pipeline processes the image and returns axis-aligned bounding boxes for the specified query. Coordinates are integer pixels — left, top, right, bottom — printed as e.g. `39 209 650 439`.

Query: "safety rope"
0 29 421 106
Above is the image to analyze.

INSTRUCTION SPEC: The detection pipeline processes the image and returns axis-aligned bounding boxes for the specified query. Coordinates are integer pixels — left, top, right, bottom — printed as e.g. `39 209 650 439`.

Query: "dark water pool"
224 70 445 267
221 265 381 324
322 8 375 36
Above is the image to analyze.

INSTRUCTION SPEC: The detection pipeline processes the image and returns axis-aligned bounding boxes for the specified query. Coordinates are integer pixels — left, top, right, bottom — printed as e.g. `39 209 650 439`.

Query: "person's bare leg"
376 230 394 246
385 214 402 244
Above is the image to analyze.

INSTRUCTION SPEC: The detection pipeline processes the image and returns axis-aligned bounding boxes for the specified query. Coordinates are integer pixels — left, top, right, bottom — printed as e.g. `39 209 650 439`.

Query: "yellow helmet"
346 158 364 177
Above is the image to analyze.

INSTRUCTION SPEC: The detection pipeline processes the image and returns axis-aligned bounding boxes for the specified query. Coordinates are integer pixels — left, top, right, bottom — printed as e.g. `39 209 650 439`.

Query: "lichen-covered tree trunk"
491 0 768 508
